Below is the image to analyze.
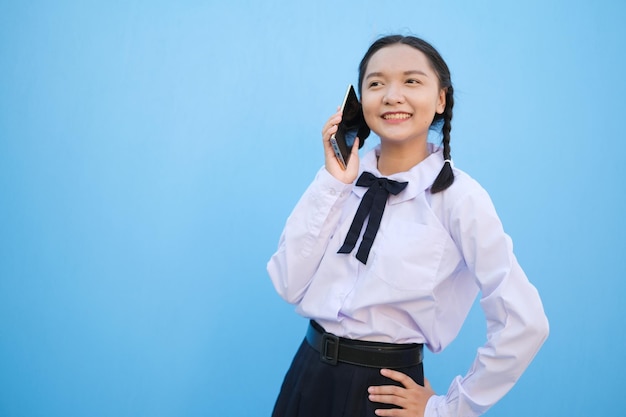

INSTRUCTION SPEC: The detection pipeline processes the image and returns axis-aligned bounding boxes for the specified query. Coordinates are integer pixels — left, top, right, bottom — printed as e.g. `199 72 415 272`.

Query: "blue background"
1 1 625 416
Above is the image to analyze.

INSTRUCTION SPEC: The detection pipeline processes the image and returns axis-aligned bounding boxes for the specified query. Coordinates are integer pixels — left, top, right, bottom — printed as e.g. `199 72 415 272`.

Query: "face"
361 44 446 146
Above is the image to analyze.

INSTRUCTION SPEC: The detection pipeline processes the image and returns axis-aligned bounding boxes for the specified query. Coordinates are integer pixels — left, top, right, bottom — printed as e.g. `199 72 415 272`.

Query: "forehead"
366 44 434 76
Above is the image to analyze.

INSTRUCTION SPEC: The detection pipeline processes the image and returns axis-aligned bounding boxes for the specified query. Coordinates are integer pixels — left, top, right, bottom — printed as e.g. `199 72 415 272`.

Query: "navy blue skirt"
272 337 424 417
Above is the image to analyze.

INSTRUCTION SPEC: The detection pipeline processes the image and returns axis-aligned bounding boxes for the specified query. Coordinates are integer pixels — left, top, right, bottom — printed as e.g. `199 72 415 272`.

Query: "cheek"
361 107 375 125
418 95 442 119
361 95 378 122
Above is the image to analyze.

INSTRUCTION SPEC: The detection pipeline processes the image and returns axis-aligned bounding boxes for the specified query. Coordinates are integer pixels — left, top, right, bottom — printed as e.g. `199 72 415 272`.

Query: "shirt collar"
354 143 445 204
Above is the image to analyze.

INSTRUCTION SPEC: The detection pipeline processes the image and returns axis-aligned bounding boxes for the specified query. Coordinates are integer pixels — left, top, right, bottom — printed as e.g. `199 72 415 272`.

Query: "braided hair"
358 35 455 193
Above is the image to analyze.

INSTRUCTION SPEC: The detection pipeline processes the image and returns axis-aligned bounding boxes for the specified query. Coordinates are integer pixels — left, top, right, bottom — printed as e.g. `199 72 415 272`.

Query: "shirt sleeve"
426 183 549 417
267 168 353 304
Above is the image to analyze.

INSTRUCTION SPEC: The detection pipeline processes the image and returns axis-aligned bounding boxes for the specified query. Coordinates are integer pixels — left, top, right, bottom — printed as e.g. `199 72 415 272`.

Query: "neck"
377 141 429 176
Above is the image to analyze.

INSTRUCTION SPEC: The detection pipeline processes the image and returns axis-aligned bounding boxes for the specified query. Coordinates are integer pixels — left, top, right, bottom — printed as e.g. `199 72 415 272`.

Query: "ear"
436 88 446 114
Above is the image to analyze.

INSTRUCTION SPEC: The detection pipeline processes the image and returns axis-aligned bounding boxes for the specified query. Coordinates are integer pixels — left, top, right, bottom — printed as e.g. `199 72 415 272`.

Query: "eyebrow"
365 70 429 80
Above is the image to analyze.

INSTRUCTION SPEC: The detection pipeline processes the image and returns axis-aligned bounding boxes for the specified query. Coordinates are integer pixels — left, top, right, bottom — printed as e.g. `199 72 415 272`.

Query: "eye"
368 81 382 88
406 78 422 85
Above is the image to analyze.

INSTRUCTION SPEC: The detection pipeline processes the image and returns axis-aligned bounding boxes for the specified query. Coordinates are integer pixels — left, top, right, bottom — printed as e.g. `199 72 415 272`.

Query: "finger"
344 136 359 167
323 124 338 141
368 384 405 397
352 136 360 154
322 115 342 140
368 390 408 415
380 368 418 389
372 407 404 417
368 392 402 403
322 120 338 138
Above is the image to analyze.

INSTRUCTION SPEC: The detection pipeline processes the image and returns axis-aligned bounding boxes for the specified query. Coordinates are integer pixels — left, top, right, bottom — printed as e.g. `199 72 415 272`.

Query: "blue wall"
1 1 625 416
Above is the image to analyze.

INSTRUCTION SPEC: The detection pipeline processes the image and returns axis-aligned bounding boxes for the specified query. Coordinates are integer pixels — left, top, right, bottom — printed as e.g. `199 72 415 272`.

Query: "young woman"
267 35 548 417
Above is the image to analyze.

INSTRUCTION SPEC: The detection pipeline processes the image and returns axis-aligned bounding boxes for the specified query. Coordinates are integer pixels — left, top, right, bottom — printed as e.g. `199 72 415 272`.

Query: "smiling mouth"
382 113 412 120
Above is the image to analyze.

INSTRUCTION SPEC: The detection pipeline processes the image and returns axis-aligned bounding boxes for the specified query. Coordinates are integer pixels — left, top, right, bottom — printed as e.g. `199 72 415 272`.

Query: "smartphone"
330 85 369 169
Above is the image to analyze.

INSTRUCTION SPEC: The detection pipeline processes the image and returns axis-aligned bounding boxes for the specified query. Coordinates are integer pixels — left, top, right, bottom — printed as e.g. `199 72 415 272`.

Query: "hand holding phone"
329 85 370 169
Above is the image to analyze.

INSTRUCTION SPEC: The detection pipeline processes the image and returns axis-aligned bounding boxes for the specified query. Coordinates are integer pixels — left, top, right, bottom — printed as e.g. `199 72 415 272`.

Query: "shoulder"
438 166 490 204
429 166 498 224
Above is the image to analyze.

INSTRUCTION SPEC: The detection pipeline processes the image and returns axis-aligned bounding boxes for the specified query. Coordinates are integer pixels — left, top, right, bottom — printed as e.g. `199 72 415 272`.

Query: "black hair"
357 35 454 193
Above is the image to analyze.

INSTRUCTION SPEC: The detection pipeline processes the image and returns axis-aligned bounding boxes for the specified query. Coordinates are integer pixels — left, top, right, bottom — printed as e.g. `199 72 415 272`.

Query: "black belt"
305 321 423 368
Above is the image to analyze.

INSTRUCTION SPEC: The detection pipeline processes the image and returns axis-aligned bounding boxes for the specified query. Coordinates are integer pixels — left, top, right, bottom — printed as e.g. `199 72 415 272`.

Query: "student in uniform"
267 34 549 417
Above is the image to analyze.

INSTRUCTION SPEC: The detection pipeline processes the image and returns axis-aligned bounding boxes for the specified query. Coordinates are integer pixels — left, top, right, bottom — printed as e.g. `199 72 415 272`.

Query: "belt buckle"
320 333 339 365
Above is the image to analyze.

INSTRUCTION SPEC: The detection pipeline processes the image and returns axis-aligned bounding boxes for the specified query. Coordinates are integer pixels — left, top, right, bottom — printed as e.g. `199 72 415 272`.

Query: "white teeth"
383 113 411 120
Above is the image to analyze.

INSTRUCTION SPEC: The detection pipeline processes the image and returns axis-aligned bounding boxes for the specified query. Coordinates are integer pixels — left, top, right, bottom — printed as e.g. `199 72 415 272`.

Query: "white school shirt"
267 143 549 417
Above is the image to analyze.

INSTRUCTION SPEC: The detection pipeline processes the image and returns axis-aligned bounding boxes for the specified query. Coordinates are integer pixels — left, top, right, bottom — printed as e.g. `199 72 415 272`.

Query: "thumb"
351 136 360 156
346 136 360 175
423 377 436 396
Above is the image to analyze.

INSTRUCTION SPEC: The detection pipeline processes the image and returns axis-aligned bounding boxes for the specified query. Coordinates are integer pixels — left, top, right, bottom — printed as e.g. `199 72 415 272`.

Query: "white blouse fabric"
267 143 549 417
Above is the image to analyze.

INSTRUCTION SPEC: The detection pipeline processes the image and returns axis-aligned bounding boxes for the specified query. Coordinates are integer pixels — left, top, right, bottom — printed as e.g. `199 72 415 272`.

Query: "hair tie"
444 159 454 168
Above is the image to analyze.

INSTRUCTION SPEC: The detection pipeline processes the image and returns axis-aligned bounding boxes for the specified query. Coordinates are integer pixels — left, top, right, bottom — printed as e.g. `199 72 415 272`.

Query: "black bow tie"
337 171 408 264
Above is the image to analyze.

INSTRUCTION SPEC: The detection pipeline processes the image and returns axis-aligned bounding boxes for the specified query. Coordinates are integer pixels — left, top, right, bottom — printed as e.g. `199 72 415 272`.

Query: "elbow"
525 310 550 349
538 312 550 344
267 257 305 305
270 279 305 305
280 287 305 305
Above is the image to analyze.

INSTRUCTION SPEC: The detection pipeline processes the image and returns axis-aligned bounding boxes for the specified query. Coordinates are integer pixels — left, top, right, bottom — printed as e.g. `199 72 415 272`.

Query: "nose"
383 84 405 104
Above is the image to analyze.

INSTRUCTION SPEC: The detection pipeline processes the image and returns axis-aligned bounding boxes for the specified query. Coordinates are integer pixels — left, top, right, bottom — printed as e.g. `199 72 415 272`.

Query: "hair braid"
430 86 454 194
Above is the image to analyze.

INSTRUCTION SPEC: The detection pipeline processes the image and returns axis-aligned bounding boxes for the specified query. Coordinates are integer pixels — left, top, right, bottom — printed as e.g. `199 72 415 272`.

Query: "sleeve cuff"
312 167 353 198
425 394 445 417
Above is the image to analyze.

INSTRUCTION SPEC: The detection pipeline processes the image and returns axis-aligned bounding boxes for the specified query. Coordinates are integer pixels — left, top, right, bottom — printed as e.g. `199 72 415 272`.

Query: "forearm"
267 168 352 303
427 263 549 417
432 185 549 417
